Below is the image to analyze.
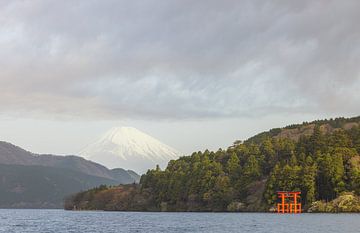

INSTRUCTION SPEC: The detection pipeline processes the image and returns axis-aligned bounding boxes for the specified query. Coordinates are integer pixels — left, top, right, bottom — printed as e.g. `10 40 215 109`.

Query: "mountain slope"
79 127 181 173
66 116 360 212
0 141 141 208
245 116 360 145
0 141 140 183
0 164 119 208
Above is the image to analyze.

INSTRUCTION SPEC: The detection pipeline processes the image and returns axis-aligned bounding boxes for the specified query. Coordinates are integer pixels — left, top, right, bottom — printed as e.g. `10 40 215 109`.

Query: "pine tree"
302 156 317 205
227 152 241 182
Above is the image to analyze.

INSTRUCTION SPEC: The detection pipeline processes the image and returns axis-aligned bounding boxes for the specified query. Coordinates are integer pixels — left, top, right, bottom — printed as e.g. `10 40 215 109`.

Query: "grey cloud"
0 0 359 120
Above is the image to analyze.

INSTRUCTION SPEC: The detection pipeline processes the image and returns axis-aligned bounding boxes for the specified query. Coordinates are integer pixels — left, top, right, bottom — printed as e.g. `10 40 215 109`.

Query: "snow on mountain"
79 127 182 174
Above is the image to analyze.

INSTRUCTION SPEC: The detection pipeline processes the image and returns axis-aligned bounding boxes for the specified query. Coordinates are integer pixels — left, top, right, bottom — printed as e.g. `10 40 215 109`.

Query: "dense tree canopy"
66 117 360 212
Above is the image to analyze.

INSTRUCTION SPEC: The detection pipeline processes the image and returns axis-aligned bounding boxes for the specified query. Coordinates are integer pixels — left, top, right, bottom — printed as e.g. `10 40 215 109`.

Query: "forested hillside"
0 164 120 208
65 116 360 212
0 141 140 208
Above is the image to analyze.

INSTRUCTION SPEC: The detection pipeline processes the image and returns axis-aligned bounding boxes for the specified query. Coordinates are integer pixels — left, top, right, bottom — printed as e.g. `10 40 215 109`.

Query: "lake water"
0 209 359 233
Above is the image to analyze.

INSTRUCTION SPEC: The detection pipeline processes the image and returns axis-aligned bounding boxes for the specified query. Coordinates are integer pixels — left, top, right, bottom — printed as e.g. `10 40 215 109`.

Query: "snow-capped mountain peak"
79 127 181 174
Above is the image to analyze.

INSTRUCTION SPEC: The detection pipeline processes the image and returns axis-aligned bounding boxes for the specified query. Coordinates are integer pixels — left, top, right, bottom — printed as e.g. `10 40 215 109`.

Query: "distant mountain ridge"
0 141 139 183
0 141 140 208
79 127 181 173
0 164 120 208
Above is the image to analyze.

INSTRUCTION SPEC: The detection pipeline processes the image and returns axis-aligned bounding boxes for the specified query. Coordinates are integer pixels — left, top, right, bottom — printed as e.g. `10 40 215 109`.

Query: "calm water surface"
0 209 359 233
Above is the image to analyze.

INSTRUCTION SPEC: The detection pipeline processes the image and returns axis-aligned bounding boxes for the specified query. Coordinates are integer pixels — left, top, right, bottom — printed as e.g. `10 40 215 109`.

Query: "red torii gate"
277 191 302 213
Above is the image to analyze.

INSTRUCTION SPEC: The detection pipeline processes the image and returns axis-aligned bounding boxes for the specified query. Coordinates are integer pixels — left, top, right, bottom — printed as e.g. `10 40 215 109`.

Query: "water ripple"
0 209 359 233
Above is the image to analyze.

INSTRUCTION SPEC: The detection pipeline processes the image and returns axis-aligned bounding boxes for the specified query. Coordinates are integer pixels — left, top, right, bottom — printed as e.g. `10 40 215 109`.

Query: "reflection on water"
0 209 359 233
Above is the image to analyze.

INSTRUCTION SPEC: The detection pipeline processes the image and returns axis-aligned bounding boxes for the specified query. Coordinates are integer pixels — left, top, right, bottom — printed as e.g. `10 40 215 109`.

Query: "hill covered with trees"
65 116 360 212
0 141 140 208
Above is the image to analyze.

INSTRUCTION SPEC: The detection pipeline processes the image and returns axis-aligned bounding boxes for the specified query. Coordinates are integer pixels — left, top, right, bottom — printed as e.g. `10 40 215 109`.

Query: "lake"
0 209 359 233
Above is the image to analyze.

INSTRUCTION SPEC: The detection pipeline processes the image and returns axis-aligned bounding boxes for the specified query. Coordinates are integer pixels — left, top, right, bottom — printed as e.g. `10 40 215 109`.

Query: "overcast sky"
0 0 359 155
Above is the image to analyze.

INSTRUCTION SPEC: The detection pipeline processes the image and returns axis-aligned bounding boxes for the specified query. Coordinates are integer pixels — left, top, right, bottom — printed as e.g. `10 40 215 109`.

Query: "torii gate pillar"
277 191 301 214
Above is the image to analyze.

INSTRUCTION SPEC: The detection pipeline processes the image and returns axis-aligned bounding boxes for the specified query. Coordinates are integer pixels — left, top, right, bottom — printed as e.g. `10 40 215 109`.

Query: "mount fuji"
79 127 181 174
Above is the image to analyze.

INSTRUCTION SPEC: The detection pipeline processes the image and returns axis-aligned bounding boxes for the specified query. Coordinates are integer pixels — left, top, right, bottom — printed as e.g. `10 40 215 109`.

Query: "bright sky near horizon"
0 1 359 155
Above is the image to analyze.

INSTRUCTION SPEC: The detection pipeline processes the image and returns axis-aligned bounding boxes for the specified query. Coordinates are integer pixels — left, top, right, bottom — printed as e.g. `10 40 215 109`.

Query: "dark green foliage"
67 117 360 212
308 192 360 212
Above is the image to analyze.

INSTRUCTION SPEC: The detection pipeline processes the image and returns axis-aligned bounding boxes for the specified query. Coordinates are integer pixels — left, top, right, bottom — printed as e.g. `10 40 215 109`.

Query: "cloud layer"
0 0 359 119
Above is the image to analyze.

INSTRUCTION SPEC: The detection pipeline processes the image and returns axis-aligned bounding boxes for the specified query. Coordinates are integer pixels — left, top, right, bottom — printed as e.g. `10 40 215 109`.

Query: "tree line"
65 118 360 212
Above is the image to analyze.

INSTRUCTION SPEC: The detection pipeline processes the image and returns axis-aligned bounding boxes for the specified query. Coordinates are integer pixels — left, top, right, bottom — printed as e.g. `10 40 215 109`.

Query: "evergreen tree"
227 152 241 182
302 156 317 205
76 117 360 212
